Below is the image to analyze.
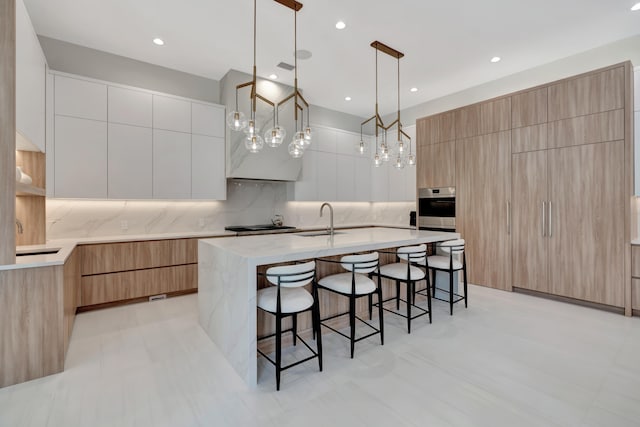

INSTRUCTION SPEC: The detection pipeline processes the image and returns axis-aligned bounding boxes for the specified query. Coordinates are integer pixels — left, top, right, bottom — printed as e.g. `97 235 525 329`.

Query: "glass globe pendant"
393 154 405 169
396 139 406 154
288 141 303 158
245 134 264 153
227 110 247 131
373 153 382 167
244 119 259 137
293 131 306 147
355 138 368 155
303 126 312 144
407 153 416 166
264 126 286 148
381 143 391 162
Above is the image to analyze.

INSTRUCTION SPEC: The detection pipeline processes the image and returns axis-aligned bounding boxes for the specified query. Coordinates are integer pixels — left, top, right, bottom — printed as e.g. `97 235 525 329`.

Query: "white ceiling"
24 0 640 117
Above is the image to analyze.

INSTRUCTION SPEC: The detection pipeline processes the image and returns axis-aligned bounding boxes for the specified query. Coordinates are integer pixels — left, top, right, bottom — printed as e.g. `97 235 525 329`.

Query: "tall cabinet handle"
507 201 511 235
548 201 553 237
541 201 546 237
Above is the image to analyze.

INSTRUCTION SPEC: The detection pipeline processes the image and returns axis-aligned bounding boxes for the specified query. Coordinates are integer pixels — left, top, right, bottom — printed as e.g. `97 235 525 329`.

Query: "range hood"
221 70 302 181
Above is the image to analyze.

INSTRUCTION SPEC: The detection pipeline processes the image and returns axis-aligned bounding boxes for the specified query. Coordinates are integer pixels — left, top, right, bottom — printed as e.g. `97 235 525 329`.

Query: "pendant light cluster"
226 0 312 158
357 41 415 169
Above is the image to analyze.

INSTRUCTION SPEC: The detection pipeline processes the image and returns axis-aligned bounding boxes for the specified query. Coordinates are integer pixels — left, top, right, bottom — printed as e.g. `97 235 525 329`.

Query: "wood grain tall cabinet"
417 62 635 313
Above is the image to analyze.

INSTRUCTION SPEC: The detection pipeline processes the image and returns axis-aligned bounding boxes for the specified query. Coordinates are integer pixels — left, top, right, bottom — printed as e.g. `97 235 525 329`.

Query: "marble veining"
46 180 415 239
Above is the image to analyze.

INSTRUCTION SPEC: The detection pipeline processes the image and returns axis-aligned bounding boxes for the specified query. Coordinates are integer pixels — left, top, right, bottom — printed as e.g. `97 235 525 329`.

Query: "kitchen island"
198 226 459 385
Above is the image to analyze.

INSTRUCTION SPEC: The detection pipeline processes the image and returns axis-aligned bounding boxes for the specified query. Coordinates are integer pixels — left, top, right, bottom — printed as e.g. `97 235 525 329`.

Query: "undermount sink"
16 249 60 257
295 231 345 237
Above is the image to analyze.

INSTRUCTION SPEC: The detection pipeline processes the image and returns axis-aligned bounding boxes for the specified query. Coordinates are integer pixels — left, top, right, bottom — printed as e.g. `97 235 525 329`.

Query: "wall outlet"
120 220 128 231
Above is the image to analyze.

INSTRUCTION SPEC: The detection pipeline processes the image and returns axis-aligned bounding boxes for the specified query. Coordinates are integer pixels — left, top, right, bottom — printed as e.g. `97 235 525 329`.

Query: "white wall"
45 181 414 239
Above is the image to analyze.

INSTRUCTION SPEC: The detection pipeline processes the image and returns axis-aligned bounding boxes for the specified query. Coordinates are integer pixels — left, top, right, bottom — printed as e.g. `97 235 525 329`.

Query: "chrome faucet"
320 202 334 235
16 219 23 234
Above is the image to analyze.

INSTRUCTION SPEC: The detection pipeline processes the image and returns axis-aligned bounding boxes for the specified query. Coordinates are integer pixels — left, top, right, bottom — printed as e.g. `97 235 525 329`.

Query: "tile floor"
0 285 639 427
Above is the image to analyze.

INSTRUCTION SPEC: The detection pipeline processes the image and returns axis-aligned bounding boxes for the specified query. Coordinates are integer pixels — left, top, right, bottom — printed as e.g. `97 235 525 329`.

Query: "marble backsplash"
45 180 415 239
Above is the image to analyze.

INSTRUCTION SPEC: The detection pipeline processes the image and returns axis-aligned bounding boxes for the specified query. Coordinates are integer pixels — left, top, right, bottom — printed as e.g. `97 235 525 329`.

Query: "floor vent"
149 294 167 302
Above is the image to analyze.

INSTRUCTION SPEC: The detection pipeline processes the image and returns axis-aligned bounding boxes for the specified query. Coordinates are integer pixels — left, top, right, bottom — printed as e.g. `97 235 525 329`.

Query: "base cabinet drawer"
81 239 198 275
633 279 640 311
80 264 197 306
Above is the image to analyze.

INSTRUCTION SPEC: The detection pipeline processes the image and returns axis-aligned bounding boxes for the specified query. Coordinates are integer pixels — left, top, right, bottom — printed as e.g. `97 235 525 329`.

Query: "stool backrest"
266 260 316 288
397 244 427 263
340 252 379 274
439 239 465 254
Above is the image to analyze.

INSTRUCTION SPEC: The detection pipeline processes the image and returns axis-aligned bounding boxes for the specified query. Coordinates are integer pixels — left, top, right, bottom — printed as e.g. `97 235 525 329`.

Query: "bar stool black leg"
349 294 356 359
406 281 412 334
396 280 400 310
463 259 468 308
275 313 282 391
377 276 384 345
431 269 436 295
368 293 373 320
426 277 432 324
313 290 323 371
292 313 297 346
449 270 454 316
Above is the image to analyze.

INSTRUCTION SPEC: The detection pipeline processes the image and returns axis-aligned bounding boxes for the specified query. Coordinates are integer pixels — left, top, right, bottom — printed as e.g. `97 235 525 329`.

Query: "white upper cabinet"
153 95 191 133
314 127 337 153
55 75 107 121
51 72 227 200
192 135 226 199
354 155 371 202
108 123 153 199
336 154 355 201
288 148 318 201
152 130 192 199
108 86 152 128
370 159 389 202
192 102 225 137
16 0 46 152
316 151 337 201
54 116 107 198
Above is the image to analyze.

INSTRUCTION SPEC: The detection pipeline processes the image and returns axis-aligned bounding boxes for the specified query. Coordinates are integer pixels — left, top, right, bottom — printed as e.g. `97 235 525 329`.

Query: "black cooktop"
225 224 298 233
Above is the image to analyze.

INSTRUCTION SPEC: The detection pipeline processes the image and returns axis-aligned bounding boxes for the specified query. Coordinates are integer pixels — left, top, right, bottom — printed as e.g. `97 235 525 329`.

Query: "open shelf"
16 181 46 197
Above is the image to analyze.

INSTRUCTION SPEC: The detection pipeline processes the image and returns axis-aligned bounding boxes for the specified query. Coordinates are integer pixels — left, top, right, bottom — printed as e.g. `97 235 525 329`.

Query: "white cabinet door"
16 0 46 152
108 86 152 127
370 163 389 202
192 102 224 137
108 123 153 199
405 165 417 201
336 154 355 201
316 151 337 201
291 149 318 200
388 167 406 201
55 75 107 121
54 116 107 198
336 131 358 155
153 130 191 199
153 95 191 133
192 135 226 199
354 155 371 202
46 72 54 197
314 127 337 153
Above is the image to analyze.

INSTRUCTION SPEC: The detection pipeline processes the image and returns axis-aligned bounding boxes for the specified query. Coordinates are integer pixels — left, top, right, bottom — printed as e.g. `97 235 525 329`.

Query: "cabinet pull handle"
548 201 553 238
541 201 546 237
507 201 511 235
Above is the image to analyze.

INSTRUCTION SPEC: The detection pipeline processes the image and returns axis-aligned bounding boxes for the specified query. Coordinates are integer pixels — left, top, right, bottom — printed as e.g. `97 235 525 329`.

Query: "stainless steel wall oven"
418 187 455 231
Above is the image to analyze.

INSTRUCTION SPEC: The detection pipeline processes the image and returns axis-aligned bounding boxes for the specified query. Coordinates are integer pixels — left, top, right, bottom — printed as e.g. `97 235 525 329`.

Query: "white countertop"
1 224 417 272
200 227 458 266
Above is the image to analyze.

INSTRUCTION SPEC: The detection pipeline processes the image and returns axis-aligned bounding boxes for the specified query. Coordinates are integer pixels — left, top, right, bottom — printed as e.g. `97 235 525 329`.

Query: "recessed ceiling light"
153 38 165 46
269 74 278 80
345 96 352 101
335 21 346 30
491 56 501 63
632 2 640 11
410 87 418 92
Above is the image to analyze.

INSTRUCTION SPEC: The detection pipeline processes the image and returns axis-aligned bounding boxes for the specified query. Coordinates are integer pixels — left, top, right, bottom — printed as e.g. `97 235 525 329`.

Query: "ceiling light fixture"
269 74 278 80
152 38 164 46
410 87 418 92
632 2 640 10
335 21 346 30
345 96 352 101
491 56 501 63
358 41 414 168
226 0 312 156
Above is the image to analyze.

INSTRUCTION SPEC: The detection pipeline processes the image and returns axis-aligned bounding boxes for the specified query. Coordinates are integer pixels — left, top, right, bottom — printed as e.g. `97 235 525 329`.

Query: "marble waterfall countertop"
197 226 460 386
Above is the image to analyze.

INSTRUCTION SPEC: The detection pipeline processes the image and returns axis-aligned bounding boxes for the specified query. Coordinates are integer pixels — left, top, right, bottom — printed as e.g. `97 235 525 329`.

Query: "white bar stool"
316 252 383 358
257 260 322 390
418 239 467 315
375 244 431 334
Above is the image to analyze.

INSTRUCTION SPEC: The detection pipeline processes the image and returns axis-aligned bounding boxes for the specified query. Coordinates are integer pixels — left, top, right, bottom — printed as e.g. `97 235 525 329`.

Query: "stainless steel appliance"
418 187 456 231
